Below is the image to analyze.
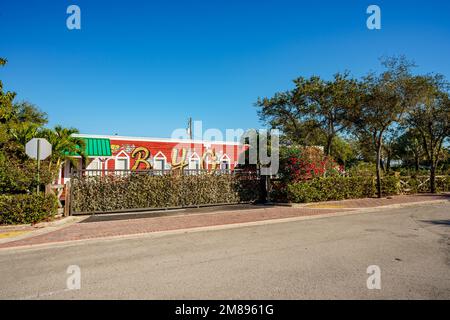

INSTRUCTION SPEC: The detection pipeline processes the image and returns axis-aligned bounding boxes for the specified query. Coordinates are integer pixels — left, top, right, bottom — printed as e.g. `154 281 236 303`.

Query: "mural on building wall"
108 139 241 173
126 146 221 172
111 144 136 154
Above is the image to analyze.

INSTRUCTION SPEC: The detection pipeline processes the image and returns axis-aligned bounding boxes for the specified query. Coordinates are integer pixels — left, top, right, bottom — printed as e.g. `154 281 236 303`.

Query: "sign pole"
26 138 51 194
37 138 40 194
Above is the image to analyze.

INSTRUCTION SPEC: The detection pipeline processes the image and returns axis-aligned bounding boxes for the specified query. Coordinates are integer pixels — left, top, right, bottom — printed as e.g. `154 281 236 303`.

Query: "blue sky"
1 0 450 139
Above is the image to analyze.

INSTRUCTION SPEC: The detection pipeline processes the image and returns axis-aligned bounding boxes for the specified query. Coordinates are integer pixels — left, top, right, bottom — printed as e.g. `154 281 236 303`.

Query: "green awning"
66 138 111 157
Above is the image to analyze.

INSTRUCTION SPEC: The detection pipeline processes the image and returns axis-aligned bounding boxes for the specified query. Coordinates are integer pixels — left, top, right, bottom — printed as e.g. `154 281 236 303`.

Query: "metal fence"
70 168 258 178
66 168 263 215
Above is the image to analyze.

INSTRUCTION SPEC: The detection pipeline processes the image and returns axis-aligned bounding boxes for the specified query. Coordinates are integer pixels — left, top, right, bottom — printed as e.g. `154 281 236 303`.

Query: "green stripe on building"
66 138 111 156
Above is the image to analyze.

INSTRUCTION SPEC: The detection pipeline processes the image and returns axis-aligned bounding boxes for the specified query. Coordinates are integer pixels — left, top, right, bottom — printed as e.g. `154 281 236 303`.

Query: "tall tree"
393 129 424 171
293 73 359 155
0 58 54 192
256 73 359 155
0 58 16 142
351 56 419 197
381 126 403 172
406 74 450 193
256 91 314 145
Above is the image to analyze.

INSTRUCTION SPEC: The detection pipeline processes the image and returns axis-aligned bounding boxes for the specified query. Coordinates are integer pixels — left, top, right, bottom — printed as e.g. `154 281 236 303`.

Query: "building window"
188 153 201 173
86 158 101 176
220 160 230 170
154 159 165 170
153 152 167 174
116 158 128 170
114 151 130 176
115 158 129 176
220 154 231 171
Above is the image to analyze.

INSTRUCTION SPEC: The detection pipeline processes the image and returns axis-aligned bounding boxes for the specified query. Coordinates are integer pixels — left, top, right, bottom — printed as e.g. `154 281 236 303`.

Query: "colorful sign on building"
59 134 246 183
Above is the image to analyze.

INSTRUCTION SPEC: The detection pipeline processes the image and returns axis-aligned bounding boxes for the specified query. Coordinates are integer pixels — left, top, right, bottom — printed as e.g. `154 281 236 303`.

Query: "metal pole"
37 139 40 194
188 117 193 140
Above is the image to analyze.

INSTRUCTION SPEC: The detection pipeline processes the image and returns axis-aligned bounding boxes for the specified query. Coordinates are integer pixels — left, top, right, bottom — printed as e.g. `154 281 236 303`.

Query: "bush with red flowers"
279 146 342 183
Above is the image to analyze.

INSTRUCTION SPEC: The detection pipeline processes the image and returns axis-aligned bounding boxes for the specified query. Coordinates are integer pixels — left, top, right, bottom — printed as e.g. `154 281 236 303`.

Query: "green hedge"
71 173 260 213
287 175 401 203
0 193 58 225
0 152 55 194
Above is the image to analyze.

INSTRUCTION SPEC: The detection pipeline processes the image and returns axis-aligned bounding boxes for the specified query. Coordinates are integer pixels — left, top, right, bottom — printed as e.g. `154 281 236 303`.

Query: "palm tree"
40 125 86 174
9 122 40 148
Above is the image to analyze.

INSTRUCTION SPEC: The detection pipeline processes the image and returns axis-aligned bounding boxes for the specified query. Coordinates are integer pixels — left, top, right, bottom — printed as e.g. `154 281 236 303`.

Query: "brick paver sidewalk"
0 194 448 249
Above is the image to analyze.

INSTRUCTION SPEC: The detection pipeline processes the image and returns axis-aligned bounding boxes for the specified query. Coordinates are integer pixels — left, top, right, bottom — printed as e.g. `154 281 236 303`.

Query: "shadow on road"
421 219 450 227
79 204 275 223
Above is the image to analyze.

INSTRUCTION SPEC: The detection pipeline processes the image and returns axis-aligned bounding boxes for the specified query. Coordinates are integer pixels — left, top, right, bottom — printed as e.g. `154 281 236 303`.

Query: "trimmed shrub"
0 193 58 225
287 176 373 203
381 175 401 196
287 175 402 203
71 172 260 213
270 180 289 203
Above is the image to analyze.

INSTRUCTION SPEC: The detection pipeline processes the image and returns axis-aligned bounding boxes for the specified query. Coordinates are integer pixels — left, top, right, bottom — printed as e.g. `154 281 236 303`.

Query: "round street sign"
25 138 52 160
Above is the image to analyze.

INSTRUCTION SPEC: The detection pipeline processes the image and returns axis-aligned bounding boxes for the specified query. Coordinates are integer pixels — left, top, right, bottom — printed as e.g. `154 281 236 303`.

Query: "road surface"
0 202 449 299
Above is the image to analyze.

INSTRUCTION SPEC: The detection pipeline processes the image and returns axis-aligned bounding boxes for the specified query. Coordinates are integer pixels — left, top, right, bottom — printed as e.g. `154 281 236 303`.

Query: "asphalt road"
0 202 449 299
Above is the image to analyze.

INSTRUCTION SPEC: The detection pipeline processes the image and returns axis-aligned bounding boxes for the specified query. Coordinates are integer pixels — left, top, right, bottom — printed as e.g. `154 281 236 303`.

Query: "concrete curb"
0 198 448 253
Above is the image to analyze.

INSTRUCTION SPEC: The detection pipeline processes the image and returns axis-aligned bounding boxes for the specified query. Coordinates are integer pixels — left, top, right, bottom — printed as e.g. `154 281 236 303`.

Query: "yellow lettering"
131 147 151 170
171 148 188 171
201 149 218 172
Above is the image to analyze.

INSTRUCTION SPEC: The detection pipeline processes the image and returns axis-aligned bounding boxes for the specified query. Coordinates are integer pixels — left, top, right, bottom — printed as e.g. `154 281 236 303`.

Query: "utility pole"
187 117 193 140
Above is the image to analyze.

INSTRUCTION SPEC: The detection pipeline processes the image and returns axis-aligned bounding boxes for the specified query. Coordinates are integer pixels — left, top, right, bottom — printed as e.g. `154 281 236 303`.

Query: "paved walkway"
0 194 448 249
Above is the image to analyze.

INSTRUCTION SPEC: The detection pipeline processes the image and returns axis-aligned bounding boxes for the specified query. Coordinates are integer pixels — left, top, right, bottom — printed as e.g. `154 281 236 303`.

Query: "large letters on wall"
171 148 188 171
128 146 220 171
131 147 151 170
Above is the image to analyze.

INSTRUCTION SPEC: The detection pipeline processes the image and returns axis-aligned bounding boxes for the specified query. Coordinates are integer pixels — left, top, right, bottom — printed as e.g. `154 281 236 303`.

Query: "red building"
59 134 245 184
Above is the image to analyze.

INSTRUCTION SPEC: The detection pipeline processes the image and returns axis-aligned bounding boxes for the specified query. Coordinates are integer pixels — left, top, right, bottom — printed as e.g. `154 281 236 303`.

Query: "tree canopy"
256 55 450 196
0 58 83 194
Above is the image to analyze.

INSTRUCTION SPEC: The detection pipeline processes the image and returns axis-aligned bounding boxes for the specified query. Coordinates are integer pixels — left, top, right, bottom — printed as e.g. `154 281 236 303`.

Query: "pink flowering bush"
279 146 342 183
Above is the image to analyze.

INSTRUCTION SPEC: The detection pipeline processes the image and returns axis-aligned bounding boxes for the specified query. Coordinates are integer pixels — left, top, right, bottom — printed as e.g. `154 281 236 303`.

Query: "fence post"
64 181 71 217
266 175 271 203
258 170 268 204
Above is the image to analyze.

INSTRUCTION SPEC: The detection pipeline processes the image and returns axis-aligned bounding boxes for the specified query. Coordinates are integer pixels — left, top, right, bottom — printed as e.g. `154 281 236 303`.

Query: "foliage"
71 173 261 213
287 176 374 203
347 162 376 176
349 56 421 197
392 128 425 171
405 74 450 193
286 174 450 203
286 175 401 203
0 152 54 194
278 146 342 183
40 125 86 173
256 72 359 155
1 58 78 194
0 193 58 225
330 136 358 166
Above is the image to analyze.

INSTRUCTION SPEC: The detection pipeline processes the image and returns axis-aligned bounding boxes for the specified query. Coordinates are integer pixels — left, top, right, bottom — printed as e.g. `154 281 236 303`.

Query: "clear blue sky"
1 0 450 139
